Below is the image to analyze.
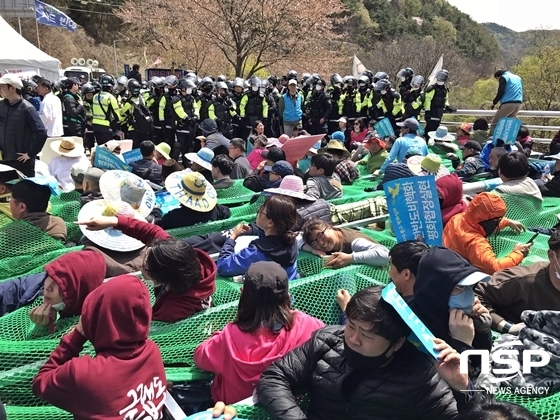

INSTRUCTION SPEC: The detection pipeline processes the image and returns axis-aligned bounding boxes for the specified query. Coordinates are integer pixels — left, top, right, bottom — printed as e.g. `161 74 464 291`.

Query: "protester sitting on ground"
90 140 123 166
27 251 105 334
301 217 390 268
292 123 310 137
480 139 512 170
161 159 183 183
375 151 420 191
129 140 163 184
443 192 531 274
539 151 560 197
156 171 230 230
248 120 265 146
217 195 298 279
380 118 428 173
347 117 368 150
457 400 539 420
305 153 343 200
185 147 214 184
10 179 67 241
412 247 493 370
200 118 230 156
486 146 509 177
78 167 104 206
194 261 324 405
77 200 148 278
228 138 252 179
78 214 216 322
48 138 90 192
471 118 489 145
0 164 23 219
436 174 468 226
297 140 321 174
330 130 346 145
428 125 459 153
99 171 156 218
493 151 542 206
211 154 235 190
265 175 330 231
355 134 389 174
407 153 450 180
447 140 486 180
243 146 286 192
266 160 294 189
516 126 533 156
475 230 560 334
335 117 350 142
32 275 166 419
318 140 359 185
456 122 472 145
257 286 476 419
154 142 171 165
70 161 91 193
247 134 267 169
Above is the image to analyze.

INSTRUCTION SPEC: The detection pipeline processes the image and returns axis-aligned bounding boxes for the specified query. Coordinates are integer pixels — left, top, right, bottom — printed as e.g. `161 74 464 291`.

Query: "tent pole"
35 19 41 49
17 18 22 35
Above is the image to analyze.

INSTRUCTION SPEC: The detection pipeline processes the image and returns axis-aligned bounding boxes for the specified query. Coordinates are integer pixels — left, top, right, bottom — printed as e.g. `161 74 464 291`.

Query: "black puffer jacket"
257 325 459 420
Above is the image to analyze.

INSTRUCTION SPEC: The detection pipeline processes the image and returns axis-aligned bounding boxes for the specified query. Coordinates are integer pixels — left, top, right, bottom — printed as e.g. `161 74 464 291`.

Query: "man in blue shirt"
379 118 428 174
130 140 162 184
490 69 523 135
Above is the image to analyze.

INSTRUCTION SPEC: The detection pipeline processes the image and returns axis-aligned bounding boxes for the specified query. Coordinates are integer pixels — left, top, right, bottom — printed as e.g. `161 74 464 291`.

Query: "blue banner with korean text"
35 0 76 32
93 146 132 172
374 117 395 138
492 117 522 146
383 175 443 246
122 148 143 164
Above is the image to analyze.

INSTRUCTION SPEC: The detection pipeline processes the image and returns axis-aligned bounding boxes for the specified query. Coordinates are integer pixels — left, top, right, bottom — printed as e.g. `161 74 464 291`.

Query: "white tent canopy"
0 15 60 81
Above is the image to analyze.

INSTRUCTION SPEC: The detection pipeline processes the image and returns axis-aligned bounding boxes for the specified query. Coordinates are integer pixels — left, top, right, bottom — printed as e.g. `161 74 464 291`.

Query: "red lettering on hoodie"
33 275 166 419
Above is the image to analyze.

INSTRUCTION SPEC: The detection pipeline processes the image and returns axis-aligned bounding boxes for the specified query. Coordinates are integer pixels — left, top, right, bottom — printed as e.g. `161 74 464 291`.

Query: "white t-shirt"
39 92 64 137
48 154 90 191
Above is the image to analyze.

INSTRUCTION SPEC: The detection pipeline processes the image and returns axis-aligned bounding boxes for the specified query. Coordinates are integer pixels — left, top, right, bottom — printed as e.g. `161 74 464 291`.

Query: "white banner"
352 55 366 79
427 54 444 86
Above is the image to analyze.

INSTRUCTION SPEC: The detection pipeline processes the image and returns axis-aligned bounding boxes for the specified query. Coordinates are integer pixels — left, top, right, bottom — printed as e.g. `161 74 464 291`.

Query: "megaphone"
78 58 86 66
86 59 93 66
70 57 78 65
92 60 99 68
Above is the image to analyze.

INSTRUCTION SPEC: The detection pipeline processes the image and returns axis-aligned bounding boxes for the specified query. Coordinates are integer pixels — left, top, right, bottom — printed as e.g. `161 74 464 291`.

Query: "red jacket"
116 216 217 322
33 275 166 419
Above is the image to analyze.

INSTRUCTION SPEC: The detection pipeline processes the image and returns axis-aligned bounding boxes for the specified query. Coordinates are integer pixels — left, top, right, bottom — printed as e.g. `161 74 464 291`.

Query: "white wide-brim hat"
99 170 156 218
185 147 214 171
165 170 217 212
77 199 146 252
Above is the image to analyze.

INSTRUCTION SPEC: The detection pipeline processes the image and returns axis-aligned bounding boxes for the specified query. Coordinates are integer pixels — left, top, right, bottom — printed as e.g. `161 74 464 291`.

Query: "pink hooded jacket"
194 310 324 404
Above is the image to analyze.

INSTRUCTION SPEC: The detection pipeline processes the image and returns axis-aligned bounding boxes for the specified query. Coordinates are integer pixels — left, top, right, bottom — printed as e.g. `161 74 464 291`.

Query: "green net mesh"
216 180 258 205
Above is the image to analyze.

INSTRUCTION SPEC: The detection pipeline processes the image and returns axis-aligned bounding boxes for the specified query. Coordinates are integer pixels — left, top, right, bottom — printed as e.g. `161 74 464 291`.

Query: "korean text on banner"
122 148 143 164
382 283 439 360
93 146 132 172
374 118 395 138
35 0 77 32
383 175 443 246
492 118 522 145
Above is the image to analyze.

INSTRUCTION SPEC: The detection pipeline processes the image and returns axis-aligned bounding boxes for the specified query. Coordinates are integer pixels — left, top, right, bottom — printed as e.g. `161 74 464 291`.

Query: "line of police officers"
24 67 456 160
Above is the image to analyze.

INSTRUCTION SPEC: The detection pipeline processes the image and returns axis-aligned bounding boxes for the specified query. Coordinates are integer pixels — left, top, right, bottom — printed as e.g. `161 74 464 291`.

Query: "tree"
118 0 347 77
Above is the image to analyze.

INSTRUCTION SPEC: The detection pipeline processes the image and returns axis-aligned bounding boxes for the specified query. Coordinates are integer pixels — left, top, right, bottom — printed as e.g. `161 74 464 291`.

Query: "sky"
446 0 560 32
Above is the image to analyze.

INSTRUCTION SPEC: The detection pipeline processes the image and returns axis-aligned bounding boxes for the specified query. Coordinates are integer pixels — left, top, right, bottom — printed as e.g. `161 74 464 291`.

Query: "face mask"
399 76 406 82
186 88 192 95
436 80 445 86
381 90 387 95
251 86 259 92
449 287 475 314
204 87 212 94
164 87 169 93
315 85 322 91
479 218 501 237
343 337 395 370
51 302 66 312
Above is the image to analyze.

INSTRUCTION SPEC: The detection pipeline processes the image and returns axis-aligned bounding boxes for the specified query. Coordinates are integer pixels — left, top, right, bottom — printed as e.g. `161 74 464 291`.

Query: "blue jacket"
480 141 513 168
500 72 523 104
217 235 298 280
0 272 45 316
282 93 303 123
380 133 428 173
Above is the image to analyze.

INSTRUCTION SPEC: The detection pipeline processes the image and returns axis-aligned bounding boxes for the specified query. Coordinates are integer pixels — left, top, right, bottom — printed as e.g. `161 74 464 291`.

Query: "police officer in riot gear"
81 83 95 152
424 69 455 133
61 77 86 137
198 77 216 121
307 79 332 135
403 75 425 120
213 81 237 138
397 68 414 97
328 73 344 133
229 78 245 138
176 78 200 156
239 76 268 139
374 79 403 132
92 74 120 144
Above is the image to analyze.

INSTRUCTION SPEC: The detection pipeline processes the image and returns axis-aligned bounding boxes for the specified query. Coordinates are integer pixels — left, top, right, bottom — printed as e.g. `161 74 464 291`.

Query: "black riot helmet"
436 69 449 82
250 76 261 92
397 68 414 81
81 83 95 94
164 75 179 88
99 74 116 91
179 78 196 91
373 71 389 84
375 79 391 92
128 79 141 96
287 70 298 81
330 73 343 86
361 70 374 84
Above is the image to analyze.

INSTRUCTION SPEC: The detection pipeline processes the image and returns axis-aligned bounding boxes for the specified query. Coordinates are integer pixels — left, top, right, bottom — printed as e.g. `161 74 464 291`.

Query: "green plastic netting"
216 180 258 205
49 191 83 243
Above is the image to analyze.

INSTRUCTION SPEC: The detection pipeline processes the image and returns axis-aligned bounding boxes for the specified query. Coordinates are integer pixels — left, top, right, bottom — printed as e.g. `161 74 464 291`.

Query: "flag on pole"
35 0 76 32
352 55 366 79
427 54 444 86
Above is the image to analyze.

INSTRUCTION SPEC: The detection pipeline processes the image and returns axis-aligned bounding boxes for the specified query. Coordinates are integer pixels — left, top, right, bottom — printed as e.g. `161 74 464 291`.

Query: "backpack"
128 98 153 133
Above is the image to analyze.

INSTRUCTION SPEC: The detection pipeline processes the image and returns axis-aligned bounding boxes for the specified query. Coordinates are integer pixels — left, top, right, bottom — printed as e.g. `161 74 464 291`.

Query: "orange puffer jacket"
443 192 523 274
